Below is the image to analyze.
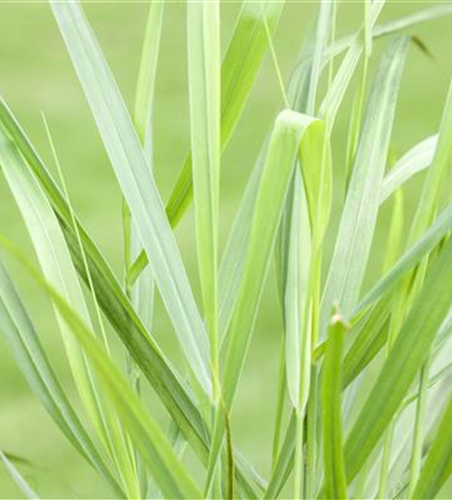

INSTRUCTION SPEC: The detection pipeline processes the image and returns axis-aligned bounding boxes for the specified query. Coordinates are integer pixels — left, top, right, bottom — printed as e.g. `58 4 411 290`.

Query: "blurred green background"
0 1 451 497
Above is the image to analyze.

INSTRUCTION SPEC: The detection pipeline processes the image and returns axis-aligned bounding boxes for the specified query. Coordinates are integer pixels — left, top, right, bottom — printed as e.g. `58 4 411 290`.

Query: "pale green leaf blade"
355 200 452 314
0 449 38 500
218 56 315 341
307 0 333 115
265 197 452 495
409 76 452 244
284 176 312 411
0 130 112 448
342 297 391 389
324 4 452 71
320 36 410 339
380 135 437 203
374 4 452 39
187 0 221 382
134 0 164 145
166 0 286 226
207 111 323 488
50 0 212 398
319 0 386 125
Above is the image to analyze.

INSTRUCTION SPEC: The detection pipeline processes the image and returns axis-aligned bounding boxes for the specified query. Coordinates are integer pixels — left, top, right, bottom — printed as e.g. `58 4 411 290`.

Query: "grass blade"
411 389 452 499
0 131 108 444
284 175 311 412
380 135 437 203
319 0 386 127
129 1 287 283
187 0 221 397
133 0 164 145
320 36 409 339
207 111 325 489
322 312 349 500
0 124 140 496
0 449 38 500
51 0 212 399
409 76 452 244
355 200 452 315
130 3 164 492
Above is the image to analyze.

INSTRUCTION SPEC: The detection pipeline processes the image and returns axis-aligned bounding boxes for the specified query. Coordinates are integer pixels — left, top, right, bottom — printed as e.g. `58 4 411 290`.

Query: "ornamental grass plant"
1 1 452 499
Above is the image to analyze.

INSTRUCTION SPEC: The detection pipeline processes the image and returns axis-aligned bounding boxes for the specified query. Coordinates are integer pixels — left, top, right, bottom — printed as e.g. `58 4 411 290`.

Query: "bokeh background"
0 1 451 497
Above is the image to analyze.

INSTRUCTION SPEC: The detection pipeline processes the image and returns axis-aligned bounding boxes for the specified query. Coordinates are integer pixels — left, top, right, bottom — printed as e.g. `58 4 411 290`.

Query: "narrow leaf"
51 0 212 398
320 36 409 339
207 111 325 487
322 312 349 500
0 449 38 500
187 0 221 390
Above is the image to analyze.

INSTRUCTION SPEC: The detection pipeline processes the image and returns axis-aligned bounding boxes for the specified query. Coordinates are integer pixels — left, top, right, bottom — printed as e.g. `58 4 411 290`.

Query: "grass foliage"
1 1 452 499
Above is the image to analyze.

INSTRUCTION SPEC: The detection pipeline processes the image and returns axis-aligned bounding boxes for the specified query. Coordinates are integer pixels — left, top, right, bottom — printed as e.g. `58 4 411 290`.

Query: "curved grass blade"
206 111 325 490
320 36 410 340
0 131 115 456
0 449 38 500
50 0 212 399
343 296 392 389
0 257 125 498
284 175 312 500
322 312 349 500
1 242 203 500
128 0 164 329
355 200 452 315
380 135 437 203
344 234 452 484
266 234 452 497
210 6 452 345
322 4 452 71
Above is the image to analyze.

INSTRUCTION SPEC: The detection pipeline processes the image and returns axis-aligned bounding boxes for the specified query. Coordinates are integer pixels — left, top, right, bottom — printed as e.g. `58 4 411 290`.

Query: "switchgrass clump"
1 1 452 499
